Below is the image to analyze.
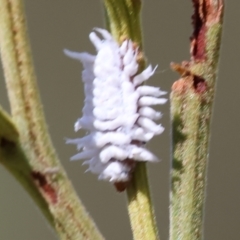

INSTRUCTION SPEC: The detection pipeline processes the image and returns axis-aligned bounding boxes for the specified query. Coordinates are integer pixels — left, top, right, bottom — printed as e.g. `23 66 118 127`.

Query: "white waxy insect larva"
84 85 93 96
63 50 96 64
128 146 158 162
123 59 139 76
123 46 135 66
119 40 128 55
122 86 139 103
70 149 100 161
135 132 155 142
92 94 121 107
66 138 86 151
137 117 164 134
76 116 94 130
84 157 105 174
138 96 168 106
139 107 162 120
66 138 82 145
95 132 131 146
70 131 131 149
72 134 95 147
93 114 138 131
99 161 131 182
123 105 138 116
65 28 167 185
93 86 117 97
133 65 154 86
137 86 166 97
74 121 81 132
100 146 128 163
93 107 119 120
82 73 94 84
94 28 113 41
89 32 103 50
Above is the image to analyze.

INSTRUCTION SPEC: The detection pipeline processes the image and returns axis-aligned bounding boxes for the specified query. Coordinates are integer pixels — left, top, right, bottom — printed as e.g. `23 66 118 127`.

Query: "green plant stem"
103 1 159 239
103 0 142 48
170 1 224 239
0 0 103 239
0 107 54 224
127 163 159 240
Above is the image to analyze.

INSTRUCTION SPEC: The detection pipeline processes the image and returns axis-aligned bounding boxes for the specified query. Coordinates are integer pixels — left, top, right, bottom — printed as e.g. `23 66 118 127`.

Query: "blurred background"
0 1 239 239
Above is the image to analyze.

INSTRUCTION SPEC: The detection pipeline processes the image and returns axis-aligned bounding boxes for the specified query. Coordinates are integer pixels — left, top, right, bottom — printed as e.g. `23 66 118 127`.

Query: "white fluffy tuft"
65 28 167 183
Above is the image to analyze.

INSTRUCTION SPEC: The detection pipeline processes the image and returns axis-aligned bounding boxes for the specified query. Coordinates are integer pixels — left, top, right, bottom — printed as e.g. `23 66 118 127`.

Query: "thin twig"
103 1 159 239
0 106 54 225
127 163 159 240
170 1 224 239
0 0 103 239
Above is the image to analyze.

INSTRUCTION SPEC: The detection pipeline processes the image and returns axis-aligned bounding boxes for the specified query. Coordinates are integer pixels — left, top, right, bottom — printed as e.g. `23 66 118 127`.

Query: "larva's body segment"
65 28 167 186
100 146 129 163
138 96 168 106
139 107 162 120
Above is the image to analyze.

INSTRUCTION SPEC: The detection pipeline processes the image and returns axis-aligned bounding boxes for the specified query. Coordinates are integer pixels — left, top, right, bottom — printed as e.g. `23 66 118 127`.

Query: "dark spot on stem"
173 158 184 172
193 75 207 93
31 171 58 204
172 158 185 193
172 116 186 192
172 115 187 145
191 0 208 60
0 137 16 149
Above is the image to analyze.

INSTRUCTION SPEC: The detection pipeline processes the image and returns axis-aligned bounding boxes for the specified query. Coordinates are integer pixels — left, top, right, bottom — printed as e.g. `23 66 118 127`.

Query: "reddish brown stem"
170 1 224 239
